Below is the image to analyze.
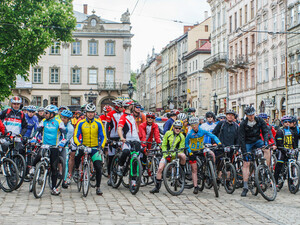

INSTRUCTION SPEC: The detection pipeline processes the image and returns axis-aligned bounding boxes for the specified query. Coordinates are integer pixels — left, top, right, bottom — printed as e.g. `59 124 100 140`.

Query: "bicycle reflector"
166 155 171 163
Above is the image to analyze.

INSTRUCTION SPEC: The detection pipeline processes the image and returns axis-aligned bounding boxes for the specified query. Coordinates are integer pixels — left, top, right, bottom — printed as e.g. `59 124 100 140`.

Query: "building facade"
13 7 133 112
168 40 178 110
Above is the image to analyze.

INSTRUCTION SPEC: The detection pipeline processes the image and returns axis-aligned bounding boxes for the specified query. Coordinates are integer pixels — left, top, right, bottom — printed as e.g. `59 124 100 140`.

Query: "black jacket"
212 120 239 146
290 126 300 148
275 128 296 149
0 108 28 136
239 116 268 153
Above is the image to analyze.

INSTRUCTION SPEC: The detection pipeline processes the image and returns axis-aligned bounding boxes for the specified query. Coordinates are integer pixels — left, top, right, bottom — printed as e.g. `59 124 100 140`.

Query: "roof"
74 10 119 24
184 41 211 59
199 41 211 51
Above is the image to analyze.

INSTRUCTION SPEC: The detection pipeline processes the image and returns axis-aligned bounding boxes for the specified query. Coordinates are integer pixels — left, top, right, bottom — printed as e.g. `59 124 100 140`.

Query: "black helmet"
205 111 215 119
290 116 297 124
226 109 236 116
188 108 196 113
244 106 255 115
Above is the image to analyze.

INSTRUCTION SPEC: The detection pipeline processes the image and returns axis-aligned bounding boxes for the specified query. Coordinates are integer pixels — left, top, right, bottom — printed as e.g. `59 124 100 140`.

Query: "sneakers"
29 167 35 175
107 179 112 186
51 188 60 196
66 173 72 185
96 187 103 195
193 186 199 194
62 181 68 189
131 180 136 187
241 188 248 197
150 187 160 194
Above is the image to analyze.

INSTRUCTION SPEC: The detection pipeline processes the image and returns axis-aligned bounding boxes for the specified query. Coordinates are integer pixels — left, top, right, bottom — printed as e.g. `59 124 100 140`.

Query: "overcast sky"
73 0 211 71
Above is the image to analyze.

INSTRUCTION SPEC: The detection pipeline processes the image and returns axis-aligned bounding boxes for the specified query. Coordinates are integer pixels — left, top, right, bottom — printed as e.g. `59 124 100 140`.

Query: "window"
273 12 277 32
105 68 115 87
72 41 81 55
245 5 248 24
264 18 268 40
91 19 97 27
290 8 294 27
88 69 97 84
50 97 58 106
230 46 233 59
71 68 81 84
71 97 81 105
195 60 198 70
229 16 232 33
50 42 60 54
105 41 115 56
251 68 255 88
234 74 238 93
258 0 261 9
291 55 295 73
258 62 262 83
205 25 208 32
33 68 42 83
33 96 42 107
217 10 221 27
251 0 254 19
298 55 300 71
264 59 269 81
298 5 300 24
223 8 226 24
244 70 248 89
50 68 59 83
273 57 277 78
240 8 242 27
230 76 233 93
213 15 216 30
251 34 255 53
193 61 194 71
281 54 285 76
235 43 238 59
281 11 285 31
88 41 98 55
240 40 243 55
239 72 243 91
258 22 262 43
234 12 237 30
245 37 248 56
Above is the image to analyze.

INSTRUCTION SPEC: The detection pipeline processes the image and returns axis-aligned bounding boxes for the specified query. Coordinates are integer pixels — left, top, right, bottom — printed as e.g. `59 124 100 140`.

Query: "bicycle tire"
288 162 300 194
196 158 205 192
12 154 26 190
24 152 37 182
48 156 64 189
222 162 237 194
89 162 96 188
248 162 258 196
208 160 219 198
255 164 277 201
151 157 160 186
77 172 82 192
32 161 48 198
0 158 19 192
102 153 108 177
110 154 123 188
129 157 142 195
163 162 185 196
82 163 90 197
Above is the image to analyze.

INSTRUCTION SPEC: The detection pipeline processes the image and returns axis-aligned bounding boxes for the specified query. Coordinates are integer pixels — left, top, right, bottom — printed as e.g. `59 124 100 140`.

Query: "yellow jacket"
74 118 106 148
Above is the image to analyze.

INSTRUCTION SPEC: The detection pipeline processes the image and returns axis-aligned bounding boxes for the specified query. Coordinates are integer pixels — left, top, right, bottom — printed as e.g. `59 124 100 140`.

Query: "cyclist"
56 106 69 120
200 111 216 144
258 113 276 145
274 115 297 189
37 107 45 122
60 110 75 189
239 106 269 197
30 105 66 195
71 110 82 127
24 105 39 138
22 106 28 114
170 113 188 136
133 102 146 128
74 103 106 195
186 117 221 194
216 113 226 124
100 105 113 128
139 112 161 149
106 99 124 186
188 108 196 117
150 120 186 194
199 116 205 125
163 110 177 134
290 116 299 148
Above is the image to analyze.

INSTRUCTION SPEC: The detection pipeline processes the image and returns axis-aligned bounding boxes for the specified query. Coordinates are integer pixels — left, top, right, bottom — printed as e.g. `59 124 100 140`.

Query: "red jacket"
139 122 161 148
0 120 5 135
260 123 276 145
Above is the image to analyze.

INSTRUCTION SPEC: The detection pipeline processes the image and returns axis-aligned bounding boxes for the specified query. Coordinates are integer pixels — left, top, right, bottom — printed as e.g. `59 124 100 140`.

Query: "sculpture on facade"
121 9 130 23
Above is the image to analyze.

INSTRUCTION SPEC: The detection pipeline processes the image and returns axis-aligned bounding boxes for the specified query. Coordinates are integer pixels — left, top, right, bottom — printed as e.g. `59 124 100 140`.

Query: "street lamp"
213 92 218 114
127 81 134 99
84 88 97 103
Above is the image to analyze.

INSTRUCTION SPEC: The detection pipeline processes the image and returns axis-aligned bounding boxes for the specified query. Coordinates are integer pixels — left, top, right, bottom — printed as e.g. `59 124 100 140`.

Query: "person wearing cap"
239 105 269 197
133 102 146 128
24 105 39 138
71 110 82 127
100 105 112 128
188 108 196 117
289 116 300 148
37 107 45 122
163 110 177 134
200 111 217 144
258 113 276 146
216 113 226 124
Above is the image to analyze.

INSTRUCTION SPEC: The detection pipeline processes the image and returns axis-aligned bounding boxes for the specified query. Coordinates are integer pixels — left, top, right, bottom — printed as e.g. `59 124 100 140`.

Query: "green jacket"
162 130 185 158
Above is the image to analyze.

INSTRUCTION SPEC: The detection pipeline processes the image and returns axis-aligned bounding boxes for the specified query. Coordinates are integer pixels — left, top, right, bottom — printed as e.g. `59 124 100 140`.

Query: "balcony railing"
203 52 227 71
227 55 249 69
97 82 122 90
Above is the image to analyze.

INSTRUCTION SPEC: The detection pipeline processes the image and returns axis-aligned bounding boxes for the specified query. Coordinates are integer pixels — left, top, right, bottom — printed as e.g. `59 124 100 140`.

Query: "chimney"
83 4 88 14
204 11 208 19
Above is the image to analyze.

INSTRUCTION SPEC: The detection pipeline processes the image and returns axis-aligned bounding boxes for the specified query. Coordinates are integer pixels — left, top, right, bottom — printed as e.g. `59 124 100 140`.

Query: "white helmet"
177 113 187 121
189 117 200 125
85 103 96 112
173 120 183 128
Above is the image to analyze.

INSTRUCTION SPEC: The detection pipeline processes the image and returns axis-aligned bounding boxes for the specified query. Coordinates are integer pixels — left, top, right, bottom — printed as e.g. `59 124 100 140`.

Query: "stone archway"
280 97 286 116
20 96 30 106
259 100 265 113
98 96 117 113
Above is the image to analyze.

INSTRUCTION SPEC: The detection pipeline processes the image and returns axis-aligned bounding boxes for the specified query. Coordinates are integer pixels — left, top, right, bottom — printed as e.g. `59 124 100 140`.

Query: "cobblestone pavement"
0 177 300 225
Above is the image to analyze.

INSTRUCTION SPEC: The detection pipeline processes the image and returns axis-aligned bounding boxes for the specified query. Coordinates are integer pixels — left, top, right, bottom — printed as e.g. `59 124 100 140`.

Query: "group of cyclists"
0 95 299 200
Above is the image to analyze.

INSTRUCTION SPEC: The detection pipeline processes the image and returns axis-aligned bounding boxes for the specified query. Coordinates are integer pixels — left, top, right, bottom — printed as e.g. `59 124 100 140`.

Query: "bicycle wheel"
196 158 205 192
222 162 237 194
163 162 185 196
24 152 36 182
248 162 258 196
270 154 277 174
151 157 160 186
255 164 277 201
0 158 19 192
12 154 26 190
129 157 142 195
57 156 65 187
102 153 108 177
89 160 96 188
288 162 300 194
208 160 219 198
32 161 48 198
234 158 244 189
82 163 90 197
77 172 82 192
110 154 123 188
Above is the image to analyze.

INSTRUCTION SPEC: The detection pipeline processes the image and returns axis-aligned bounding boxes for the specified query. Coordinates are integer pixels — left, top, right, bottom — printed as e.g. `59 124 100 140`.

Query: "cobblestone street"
0 177 300 225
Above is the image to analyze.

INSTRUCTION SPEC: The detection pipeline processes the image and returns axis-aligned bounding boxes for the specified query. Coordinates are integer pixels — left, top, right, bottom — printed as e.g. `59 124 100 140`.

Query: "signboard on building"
264 98 274 107
117 96 129 101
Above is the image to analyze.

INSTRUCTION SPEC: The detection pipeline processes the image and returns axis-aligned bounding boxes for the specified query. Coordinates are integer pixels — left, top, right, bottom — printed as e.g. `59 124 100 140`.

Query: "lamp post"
127 81 134 99
84 88 97 103
213 92 218 115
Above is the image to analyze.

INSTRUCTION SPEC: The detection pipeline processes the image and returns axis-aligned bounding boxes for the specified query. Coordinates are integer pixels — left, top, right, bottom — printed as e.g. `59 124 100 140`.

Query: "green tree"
130 71 137 90
0 0 76 100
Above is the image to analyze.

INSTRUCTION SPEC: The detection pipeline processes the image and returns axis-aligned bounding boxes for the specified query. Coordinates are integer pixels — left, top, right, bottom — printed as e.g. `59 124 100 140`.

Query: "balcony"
203 52 227 72
97 82 124 95
226 55 249 72
14 75 32 94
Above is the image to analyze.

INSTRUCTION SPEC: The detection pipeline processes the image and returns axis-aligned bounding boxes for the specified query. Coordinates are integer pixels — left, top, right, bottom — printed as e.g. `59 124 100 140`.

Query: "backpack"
219 121 238 138
6 108 24 119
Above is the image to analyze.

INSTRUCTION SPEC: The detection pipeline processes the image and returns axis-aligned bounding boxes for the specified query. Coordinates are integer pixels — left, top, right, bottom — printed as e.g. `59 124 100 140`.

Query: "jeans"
244 139 264 162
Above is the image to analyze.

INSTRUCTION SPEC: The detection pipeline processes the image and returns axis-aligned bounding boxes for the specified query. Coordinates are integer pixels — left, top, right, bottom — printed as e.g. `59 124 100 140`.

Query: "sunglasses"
147 116 155 119
283 121 290 123
45 112 50 115
174 127 181 130
135 106 141 109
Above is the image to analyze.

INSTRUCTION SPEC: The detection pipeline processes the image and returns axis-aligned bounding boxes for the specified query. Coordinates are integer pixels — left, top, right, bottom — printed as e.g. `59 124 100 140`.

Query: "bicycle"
232 146 244 189
277 147 300 194
162 147 187 196
24 140 38 182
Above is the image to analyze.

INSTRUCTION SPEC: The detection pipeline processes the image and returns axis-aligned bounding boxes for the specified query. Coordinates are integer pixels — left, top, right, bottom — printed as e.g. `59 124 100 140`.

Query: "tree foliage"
0 0 76 100
130 71 137 90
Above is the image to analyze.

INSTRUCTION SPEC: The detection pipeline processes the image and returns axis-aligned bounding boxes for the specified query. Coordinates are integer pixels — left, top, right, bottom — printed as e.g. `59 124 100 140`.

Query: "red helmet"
146 112 156 119
11 96 22 104
122 99 134 107
103 105 112 112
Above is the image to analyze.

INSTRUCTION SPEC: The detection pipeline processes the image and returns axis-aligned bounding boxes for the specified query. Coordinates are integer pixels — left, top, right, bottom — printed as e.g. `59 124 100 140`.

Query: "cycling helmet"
177 113 187 121
226 109 236 115
173 120 183 128
189 117 200 125
146 112 156 119
188 108 196 113
58 105 69 111
122 99 134 107
22 106 28 111
205 111 215 118
133 102 141 107
85 103 96 112
61 110 73 118
244 106 255 115
199 116 205 120
258 113 268 119
27 105 36 112
45 105 58 114
75 110 81 114
11 96 22 104
103 105 112 112
81 104 86 111
112 100 123 108
38 107 44 112
217 113 226 119
290 116 297 123
281 115 292 122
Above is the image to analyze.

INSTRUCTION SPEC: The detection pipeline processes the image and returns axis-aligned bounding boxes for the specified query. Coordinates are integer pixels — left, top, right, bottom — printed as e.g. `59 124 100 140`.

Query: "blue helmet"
61 110 73 118
258 113 268 119
45 105 58 114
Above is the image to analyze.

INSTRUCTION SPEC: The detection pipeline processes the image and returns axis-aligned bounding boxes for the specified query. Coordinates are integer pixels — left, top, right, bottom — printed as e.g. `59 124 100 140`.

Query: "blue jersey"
200 122 217 144
61 121 74 144
185 126 221 153
37 118 65 146
163 118 174 134
24 114 39 137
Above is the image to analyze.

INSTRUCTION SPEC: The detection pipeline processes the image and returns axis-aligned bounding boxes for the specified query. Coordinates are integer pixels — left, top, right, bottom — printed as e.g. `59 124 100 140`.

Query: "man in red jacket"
139 112 161 149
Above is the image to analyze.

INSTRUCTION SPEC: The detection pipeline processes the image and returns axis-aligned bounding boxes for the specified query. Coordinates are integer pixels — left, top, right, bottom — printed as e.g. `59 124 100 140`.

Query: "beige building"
156 55 163 114
168 40 178 109
13 6 133 112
